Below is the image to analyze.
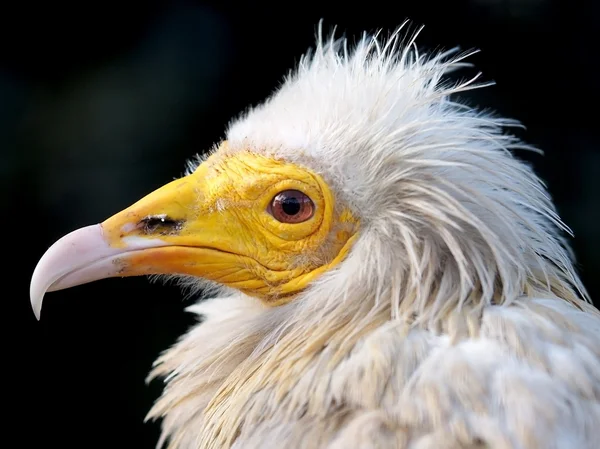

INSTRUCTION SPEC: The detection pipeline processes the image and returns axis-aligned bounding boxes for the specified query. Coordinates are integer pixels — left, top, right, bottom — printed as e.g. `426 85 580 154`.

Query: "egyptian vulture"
30 24 600 449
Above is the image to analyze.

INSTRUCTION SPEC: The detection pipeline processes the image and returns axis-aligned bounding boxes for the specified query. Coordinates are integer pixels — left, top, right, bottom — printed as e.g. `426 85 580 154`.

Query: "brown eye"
269 190 314 223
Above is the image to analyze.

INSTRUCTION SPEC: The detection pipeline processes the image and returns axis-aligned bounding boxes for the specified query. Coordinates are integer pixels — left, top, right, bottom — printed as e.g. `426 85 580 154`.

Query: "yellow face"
88 145 360 305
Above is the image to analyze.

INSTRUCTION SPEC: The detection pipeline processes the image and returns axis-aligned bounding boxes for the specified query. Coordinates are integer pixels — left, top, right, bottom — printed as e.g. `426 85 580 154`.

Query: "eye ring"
268 190 315 224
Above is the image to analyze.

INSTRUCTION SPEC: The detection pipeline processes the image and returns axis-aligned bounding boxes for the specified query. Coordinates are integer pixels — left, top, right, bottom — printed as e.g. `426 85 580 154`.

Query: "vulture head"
30 24 599 449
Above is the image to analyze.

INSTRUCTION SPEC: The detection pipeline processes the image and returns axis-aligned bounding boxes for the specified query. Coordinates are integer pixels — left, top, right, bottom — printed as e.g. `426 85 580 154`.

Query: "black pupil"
281 196 301 215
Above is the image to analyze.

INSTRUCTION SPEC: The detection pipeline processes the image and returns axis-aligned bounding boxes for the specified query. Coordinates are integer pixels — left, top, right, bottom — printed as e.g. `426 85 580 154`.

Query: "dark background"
4 1 598 447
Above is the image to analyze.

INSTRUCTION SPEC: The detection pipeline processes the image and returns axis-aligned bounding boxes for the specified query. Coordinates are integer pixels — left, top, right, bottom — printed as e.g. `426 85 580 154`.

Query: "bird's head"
30 24 586 328
31 145 359 313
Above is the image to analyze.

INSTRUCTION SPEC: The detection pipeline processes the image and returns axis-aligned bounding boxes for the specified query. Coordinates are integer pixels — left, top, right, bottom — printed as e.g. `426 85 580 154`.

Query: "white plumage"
31 23 600 449
143 25 600 448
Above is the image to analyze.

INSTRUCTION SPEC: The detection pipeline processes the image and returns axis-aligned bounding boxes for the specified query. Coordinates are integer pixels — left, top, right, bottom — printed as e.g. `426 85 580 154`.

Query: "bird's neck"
145 277 595 449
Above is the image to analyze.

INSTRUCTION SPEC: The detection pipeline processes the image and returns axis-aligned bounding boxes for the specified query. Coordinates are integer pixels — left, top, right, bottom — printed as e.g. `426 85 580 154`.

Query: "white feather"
147 23 600 449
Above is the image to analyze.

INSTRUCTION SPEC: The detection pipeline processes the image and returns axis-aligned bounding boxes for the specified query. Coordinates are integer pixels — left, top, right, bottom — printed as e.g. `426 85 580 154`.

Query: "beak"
30 170 250 320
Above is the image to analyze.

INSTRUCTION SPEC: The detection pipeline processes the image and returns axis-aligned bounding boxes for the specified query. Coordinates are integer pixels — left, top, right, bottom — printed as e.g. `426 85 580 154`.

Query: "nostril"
139 214 185 235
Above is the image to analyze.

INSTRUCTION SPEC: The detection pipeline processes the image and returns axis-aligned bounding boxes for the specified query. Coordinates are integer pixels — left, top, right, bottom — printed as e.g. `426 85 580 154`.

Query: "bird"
30 22 600 449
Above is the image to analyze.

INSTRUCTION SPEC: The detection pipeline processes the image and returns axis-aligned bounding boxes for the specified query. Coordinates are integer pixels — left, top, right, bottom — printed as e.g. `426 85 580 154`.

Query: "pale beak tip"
28 223 107 322
32 302 42 321
30 271 46 321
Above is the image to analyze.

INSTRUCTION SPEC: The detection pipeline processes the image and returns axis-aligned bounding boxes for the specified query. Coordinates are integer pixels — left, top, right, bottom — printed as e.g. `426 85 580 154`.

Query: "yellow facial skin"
100 147 359 305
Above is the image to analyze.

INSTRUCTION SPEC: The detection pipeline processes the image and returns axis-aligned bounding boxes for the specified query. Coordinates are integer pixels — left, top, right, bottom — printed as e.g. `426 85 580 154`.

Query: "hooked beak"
30 169 252 320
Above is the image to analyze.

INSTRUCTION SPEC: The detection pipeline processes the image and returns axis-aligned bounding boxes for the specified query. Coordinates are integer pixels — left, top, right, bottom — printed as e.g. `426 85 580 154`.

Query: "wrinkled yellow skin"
101 147 359 304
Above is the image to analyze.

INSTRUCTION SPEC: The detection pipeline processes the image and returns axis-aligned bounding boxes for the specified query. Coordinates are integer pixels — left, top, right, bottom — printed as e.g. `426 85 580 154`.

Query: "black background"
3 1 598 447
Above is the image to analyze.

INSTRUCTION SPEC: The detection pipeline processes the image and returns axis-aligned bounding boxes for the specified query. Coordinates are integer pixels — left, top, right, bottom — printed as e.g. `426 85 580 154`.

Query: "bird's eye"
269 190 314 223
